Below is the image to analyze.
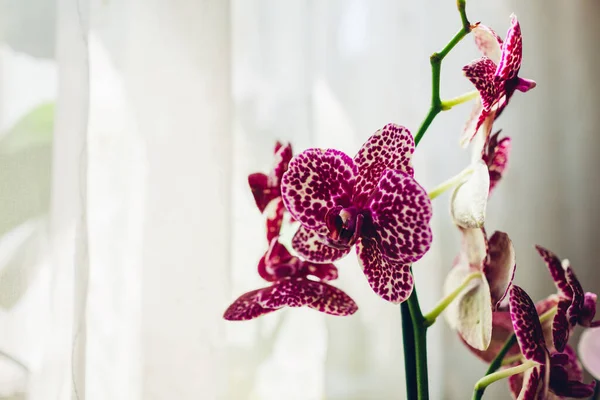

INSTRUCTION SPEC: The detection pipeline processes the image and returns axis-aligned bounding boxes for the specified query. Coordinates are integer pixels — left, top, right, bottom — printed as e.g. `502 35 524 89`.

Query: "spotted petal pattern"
309 283 358 316
270 142 293 186
261 277 324 309
463 57 498 110
303 262 338 282
352 123 415 207
536 245 573 298
484 231 516 308
265 197 285 242
510 285 548 364
223 289 276 321
485 132 511 193
281 148 356 231
552 299 571 353
368 169 432 263
356 237 413 304
549 346 596 398
291 225 350 263
496 14 523 83
248 172 273 213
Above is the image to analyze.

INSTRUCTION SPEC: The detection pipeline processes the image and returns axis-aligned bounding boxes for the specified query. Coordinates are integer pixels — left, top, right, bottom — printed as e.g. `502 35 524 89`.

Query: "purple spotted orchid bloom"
461 15 537 147
444 227 516 350
248 141 293 241
280 123 433 304
508 285 595 399
536 245 600 353
223 238 358 320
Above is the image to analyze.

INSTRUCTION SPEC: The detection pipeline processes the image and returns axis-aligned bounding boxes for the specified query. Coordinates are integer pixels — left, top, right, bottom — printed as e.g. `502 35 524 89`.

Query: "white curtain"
0 0 598 399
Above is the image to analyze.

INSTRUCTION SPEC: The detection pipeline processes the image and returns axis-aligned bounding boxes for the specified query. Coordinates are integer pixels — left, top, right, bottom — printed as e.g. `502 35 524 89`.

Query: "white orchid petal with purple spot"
291 225 350 263
352 123 415 207
368 169 432 263
473 24 503 63
356 237 414 304
451 160 490 229
484 231 516 309
456 275 493 350
579 327 600 380
281 148 356 231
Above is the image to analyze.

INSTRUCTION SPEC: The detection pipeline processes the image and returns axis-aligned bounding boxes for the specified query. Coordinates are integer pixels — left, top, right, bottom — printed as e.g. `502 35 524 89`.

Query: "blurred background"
0 0 598 398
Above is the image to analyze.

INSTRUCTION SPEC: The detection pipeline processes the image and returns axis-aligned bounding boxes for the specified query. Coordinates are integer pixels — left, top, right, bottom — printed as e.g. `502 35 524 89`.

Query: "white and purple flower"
280 123 433 303
461 15 537 147
223 238 357 320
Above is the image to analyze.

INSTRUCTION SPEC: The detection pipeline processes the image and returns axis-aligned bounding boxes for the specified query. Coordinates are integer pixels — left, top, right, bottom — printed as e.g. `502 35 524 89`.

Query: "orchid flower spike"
461 14 537 147
223 238 357 320
281 123 433 304
248 141 293 241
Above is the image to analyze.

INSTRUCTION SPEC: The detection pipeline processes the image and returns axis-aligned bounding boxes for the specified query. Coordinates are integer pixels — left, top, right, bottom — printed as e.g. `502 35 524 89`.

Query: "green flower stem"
441 90 479 111
471 305 559 399
413 5 473 146
401 302 419 399
402 1 473 398
428 166 475 200
423 272 483 327
501 354 524 366
473 360 537 394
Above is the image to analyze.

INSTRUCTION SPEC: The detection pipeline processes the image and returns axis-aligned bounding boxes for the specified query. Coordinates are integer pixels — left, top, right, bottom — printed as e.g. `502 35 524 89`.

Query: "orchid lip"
325 206 372 248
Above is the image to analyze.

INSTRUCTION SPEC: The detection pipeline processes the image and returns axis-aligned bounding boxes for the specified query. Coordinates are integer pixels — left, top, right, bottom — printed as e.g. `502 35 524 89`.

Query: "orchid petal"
291 225 350 263
463 57 498 110
473 24 503 63
265 197 285 242
581 292 598 327
248 172 276 213
466 311 520 363
270 142 293 186
510 285 548 364
223 289 276 321
517 365 545 400
536 295 560 352
460 227 488 268
516 77 537 93
367 169 433 263
303 262 338 282
443 257 479 330
457 275 493 351
352 123 415 207
451 160 490 229
484 231 516 309
508 372 524 399
564 262 585 327
552 298 571 353
549 348 596 398
496 14 523 83
308 282 358 316
461 98 483 148
579 327 600 380
356 237 414 304
535 245 573 299
487 135 511 193
260 277 323 309
281 148 356 231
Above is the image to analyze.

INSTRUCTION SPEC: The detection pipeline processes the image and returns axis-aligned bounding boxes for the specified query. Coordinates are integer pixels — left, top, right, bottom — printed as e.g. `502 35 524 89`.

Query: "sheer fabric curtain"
0 0 599 399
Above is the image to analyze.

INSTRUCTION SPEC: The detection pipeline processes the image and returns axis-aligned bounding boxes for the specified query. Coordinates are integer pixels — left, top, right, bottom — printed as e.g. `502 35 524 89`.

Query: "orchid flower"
444 227 516 350
280 123 433 303
223 238 358 320
536 245 600 352
507 285 595 399
578 327 600 380
479 130 511 194
248 141 293 241
461 15 537 147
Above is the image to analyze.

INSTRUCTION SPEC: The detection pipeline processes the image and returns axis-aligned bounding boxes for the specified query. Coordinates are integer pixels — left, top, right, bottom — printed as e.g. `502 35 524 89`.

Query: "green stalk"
400 2 473 399
473 360 537 394
423 272 482 326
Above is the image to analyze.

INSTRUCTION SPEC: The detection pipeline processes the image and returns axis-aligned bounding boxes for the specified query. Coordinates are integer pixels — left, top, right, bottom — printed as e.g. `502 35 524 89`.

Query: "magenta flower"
482 130 511 194
223 238 358 320
578 327 600 380
280 123 433 303
444 228 516 350
461 15 537 146
536 245 600 352
508 285 595 399
248 141 293 241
